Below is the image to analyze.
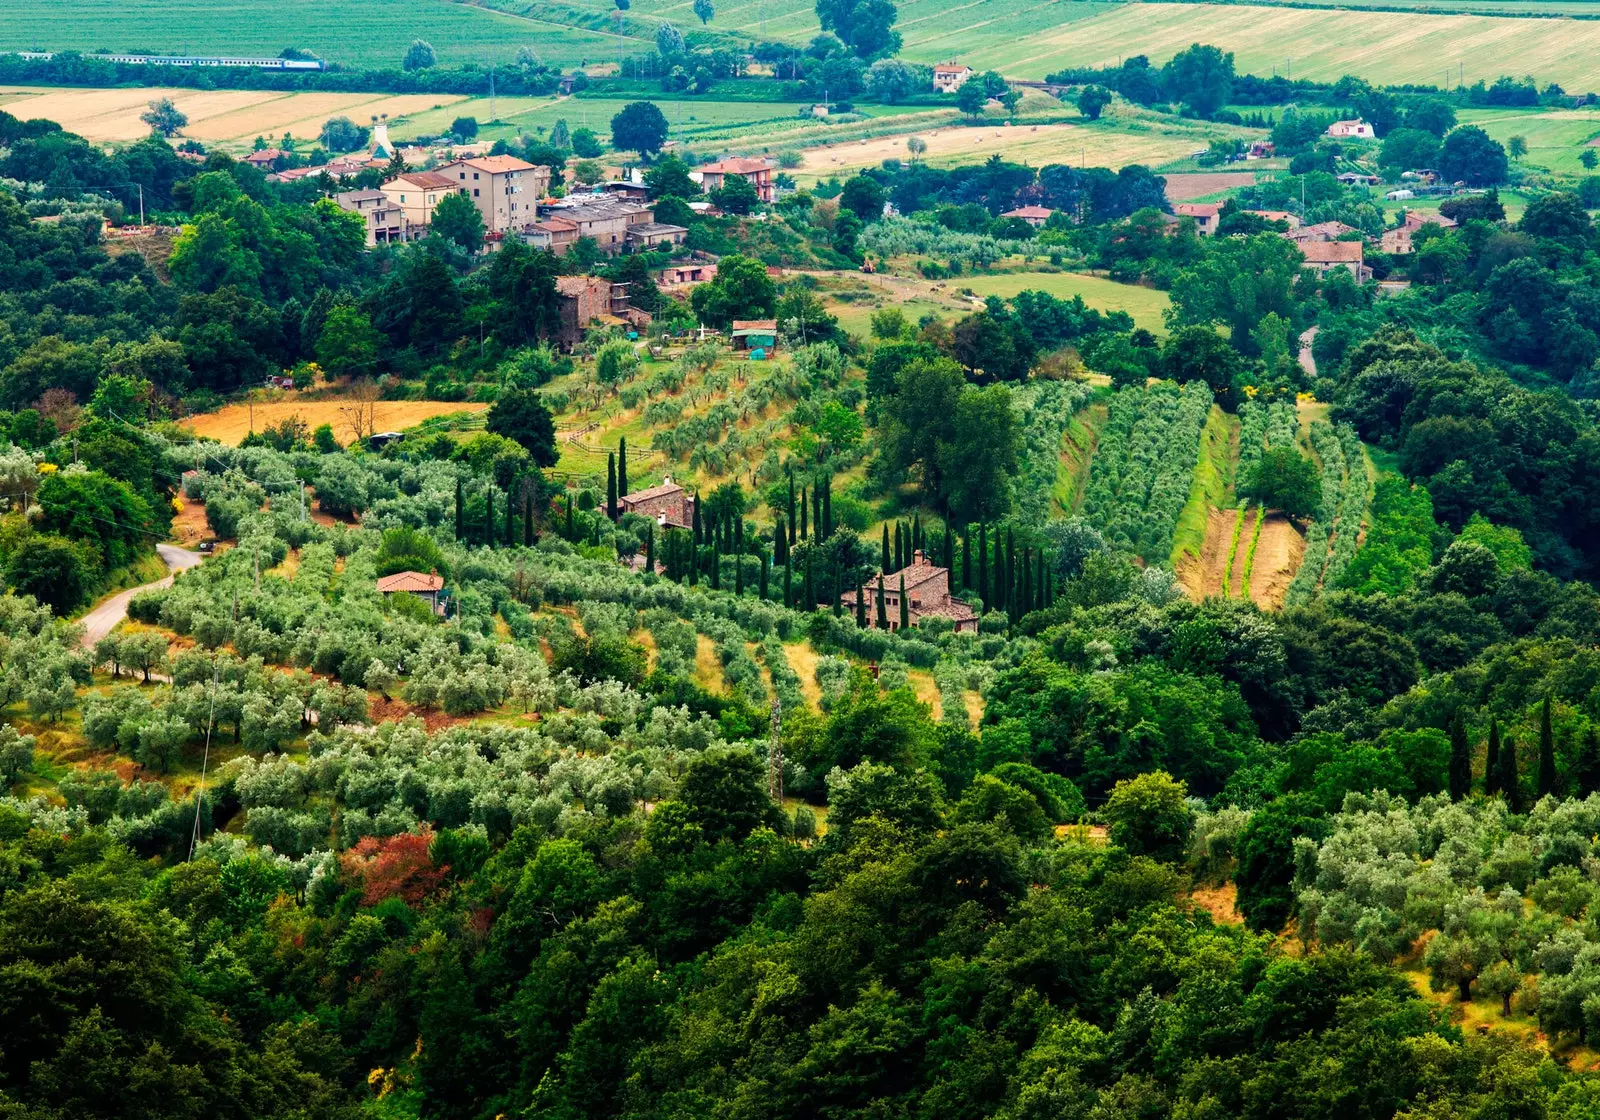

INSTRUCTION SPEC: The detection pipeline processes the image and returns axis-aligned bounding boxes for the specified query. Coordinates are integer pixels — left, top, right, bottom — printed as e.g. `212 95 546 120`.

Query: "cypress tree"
1448 713 1471 800
1006 530 1017 612
606 453 617 520
799 488 808 540
483 491 494 547
1035 548 1045 612
942 525 953 572
1484 718 1501 796
505 487 514 545
618 437 628 499
1503 734 1523 813
735 515 744 556
876 574 888 629
978 524 989 610
812 484 822 543
1539 696 1557 799
711 537 720 590
899 573 909 630
962 529 971 591
645 525 655 575
692 493 702 547
1019 547 1031 614
787 476 796 546
1574 727 1600 798
566 494 574 541
913 514 922 554
777 519 789 564
881 524 891 573
760 551 769 599
896 522 904 570
454 478 464 540
856 582 866 627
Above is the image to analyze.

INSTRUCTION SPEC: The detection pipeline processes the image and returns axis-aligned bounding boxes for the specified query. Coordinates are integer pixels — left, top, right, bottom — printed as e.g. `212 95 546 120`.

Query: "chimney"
913 549 927 566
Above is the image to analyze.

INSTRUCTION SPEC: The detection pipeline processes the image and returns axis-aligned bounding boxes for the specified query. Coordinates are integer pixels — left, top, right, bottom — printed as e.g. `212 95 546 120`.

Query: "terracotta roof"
445 155 540 174
730 319 777 331
1175 202 1223 218
1001 205 1053 219
376 571 444 593
698 157 773 175
534 217 579 232
1300 240 1365 263
556 275 605 296
387 171 457 190
1404 211 1457 229
622 480 686 503
1287 220 1359 241
1247 210 1296 222
933 63 972 73
243 148 283 163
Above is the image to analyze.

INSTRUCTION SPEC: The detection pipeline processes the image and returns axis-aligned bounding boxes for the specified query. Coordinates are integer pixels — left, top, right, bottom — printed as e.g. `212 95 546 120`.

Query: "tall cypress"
692 493 702 547
1484 719 1501 797
1503 734 1524 813
566 494 574 541
606 453 617 520
799 489 808 540
1539 696 1557 799
618 437 628 499
505 487 515 545
942 525 953 572
711 538 721 590
760 551 769 599
645 525 655 575
1019 547 1031 614
856 582 866 627
1448 713 1471 800
962 529 971 591
978 524 989 610
483 491 494 547
881 525 891 573
454 478 464 540
787 476 796 547
775 519 788 565
912 514 922 554
898 573 909 630
894 523 903 572
811 484 822 543
1574 727 1600 798
876 574 888 629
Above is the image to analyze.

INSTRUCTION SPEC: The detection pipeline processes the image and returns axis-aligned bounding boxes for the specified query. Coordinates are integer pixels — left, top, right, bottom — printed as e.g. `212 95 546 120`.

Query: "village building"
619 476 696 529
1285 220 1362 244
1245 209 1302 229
523 216 578 254
1299 239 1373 281
243 147 285 169
438 155 551 234
1336 171 1382 187
1326 119 1377 139
660 261 717 287
375 570 446 614
730 319 778 353
1379 210 1458 254
553 276 648 347
999 204 1055 227
537 198 659 253
624 221 690 251
839 551 978 633
1174 202 1223 235
380 170 462 230
932 63 974 92
334 189 410 246
696 157 777 203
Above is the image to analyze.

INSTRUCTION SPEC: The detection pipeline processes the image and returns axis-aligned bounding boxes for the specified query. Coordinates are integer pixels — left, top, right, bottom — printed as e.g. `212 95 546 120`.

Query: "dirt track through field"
1184 506 1305 609
1186 506 1242 600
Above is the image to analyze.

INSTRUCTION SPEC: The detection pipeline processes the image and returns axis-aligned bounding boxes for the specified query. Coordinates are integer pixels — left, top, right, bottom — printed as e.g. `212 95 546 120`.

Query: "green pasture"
0 0 625 69
960 270 1172 334
1459 107 1600 178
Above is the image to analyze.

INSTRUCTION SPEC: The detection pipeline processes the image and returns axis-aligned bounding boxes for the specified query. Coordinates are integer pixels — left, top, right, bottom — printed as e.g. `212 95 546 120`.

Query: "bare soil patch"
182 398 486 446
1183 506 1242 600
1191 881 1242 924
1248 513 1306 610
1163 171 1256 201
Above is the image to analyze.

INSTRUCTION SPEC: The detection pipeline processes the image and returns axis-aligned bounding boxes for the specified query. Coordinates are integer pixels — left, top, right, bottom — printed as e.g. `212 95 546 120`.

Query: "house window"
473 172 480 180
474 189 480 197
459 172 466 179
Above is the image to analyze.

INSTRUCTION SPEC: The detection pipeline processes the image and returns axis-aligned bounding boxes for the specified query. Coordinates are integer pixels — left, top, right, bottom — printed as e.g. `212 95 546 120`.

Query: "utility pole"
767 693 783 803
489 60 497 123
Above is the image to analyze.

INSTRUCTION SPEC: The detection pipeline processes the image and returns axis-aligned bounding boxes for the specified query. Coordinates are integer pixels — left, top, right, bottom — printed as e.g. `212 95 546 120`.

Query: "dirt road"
78 544 203 650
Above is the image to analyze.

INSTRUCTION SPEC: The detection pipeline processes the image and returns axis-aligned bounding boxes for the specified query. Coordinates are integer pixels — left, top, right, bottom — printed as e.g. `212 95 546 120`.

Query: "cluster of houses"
1170 200 1456 281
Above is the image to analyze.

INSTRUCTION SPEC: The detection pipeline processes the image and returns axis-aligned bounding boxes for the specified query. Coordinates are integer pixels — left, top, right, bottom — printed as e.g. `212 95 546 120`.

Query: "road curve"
78 543 204 650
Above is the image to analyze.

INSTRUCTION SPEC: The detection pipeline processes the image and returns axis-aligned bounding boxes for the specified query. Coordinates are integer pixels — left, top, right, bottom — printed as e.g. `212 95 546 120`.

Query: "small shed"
376 570 445 614
730 319 778 352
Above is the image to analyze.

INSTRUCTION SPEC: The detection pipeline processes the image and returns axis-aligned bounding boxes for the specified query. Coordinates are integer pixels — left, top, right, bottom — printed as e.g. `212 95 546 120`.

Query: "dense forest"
11 92 1600 1120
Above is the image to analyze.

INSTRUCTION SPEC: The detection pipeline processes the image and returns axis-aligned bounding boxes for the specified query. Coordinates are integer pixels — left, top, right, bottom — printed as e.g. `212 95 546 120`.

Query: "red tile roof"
1300 240 1365 264
698 157 773 175
1001 205 1054 219
376 571 444 593
445 155 540 174
387 171 457 190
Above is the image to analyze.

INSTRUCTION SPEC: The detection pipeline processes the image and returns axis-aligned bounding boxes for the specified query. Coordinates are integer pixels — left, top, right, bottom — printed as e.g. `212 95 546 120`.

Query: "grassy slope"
1054 400 1109 516
1170 405 1239 571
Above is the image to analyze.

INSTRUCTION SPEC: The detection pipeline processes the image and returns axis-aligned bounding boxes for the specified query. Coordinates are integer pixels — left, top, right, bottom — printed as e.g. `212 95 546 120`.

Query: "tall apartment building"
437 155 552 233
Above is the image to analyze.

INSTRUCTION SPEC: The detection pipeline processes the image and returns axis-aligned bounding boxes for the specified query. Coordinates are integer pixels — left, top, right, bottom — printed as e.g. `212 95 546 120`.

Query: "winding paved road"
79 543 204 650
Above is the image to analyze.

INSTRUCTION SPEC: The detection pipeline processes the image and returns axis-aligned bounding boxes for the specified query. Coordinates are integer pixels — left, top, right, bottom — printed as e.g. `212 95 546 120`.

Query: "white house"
1326 119 1377 139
